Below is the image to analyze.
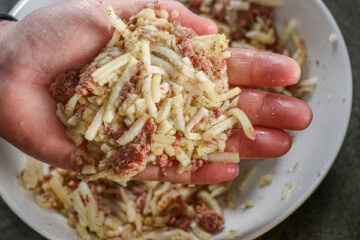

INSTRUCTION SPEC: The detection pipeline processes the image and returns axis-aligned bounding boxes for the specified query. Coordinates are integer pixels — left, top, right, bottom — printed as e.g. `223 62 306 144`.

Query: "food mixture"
50 3 254 186
22 1 315 239
22 157 232 239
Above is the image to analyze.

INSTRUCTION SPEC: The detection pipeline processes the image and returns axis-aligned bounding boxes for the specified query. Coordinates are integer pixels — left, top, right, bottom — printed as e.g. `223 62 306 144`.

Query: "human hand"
0 0 312 184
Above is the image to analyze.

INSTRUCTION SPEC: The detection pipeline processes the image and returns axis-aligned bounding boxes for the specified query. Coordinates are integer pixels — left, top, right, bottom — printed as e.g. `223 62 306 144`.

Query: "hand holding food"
0 0 312 185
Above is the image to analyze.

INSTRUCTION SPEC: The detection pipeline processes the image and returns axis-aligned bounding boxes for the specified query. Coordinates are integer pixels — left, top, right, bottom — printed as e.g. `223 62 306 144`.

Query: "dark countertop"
0 0 359 239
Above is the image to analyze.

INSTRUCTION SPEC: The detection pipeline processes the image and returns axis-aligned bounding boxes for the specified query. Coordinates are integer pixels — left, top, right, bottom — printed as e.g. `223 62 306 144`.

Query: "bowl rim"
3 0 353 239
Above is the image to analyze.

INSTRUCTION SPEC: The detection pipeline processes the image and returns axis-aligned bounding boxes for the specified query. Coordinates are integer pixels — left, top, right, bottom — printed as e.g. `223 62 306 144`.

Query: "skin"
0 0 312 184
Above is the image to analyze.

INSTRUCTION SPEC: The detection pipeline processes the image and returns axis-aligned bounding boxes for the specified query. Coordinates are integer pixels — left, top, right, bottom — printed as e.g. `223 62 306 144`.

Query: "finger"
226 127 292 159
227 49 301 87
236 89 313 130
134 163 239 184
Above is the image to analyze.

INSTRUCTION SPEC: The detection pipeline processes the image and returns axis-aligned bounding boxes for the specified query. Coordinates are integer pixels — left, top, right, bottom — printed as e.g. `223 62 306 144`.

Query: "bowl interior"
1 0 352 239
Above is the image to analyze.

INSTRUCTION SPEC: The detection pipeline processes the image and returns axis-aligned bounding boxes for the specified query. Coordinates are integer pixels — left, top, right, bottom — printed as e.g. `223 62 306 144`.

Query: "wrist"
0 20 13 25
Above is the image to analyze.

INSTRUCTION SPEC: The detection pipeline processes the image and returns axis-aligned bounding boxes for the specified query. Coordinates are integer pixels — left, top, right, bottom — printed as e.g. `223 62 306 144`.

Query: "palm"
0 0 312 184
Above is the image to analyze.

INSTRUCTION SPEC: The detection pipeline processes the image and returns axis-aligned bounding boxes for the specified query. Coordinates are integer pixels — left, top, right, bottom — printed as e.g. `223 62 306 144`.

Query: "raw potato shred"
50 3 254 186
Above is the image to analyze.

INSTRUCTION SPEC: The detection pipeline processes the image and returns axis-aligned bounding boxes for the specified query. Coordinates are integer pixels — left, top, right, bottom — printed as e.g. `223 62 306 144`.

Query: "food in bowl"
22 157 233 239
179 0 317 98
50 3 254 185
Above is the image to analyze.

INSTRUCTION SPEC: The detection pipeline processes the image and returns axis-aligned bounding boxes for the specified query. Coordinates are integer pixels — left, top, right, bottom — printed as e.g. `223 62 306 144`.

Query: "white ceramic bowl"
0 0 352 239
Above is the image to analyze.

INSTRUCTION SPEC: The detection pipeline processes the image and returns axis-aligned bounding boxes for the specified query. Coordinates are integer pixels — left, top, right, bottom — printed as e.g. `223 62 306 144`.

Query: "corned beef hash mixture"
22 157 229 239
50 3 255 185
21 1 316 239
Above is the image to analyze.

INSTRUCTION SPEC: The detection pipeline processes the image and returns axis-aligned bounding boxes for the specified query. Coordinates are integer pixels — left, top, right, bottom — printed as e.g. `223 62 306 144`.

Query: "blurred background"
0 0 359 239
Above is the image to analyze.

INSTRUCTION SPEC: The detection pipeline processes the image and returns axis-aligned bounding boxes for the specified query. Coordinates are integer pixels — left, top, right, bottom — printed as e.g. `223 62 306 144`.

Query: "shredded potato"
51 3 255 185
21 158 234 240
